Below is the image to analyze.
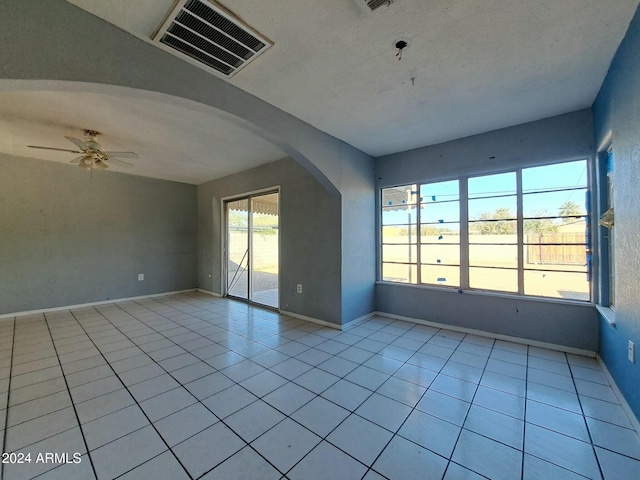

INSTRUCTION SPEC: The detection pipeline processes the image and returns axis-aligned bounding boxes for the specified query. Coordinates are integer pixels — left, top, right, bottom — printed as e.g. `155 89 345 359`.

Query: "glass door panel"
226 199 249 300
225 192 279 309
250 193 279 308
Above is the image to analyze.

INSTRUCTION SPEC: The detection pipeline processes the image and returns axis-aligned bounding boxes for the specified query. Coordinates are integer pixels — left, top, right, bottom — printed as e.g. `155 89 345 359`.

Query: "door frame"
221 186 281 309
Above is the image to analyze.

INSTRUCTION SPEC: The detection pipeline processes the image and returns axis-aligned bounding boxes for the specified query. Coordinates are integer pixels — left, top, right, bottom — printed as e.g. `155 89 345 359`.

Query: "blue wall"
593 5 640 420
375 111 599 352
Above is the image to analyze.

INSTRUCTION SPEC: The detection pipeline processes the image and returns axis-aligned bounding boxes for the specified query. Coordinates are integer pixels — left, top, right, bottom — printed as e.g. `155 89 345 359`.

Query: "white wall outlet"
296 284 303 294
138 274 144 281
629 341 635 363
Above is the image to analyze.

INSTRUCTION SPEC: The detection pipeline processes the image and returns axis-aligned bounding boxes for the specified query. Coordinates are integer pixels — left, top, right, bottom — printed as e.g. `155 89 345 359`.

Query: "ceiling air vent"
153 0 272 77
366 0 391 11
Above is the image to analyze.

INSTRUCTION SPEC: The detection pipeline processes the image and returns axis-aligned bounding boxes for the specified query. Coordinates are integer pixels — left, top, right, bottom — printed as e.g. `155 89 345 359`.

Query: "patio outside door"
225 191 279 309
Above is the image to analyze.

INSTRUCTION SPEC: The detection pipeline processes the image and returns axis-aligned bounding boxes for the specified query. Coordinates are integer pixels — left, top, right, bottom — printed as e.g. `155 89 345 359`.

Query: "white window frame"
380 159 591 302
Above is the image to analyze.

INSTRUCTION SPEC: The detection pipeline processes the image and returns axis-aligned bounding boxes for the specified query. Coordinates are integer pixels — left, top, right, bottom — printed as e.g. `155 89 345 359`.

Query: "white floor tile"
155 403 218 446
526 399 590 442
595 446 640 480
522 453 590 480
139 386 198 421
225 399 286 442
586 417 640 460
172 422 245 478
288 441 368 480
376 376 426 407
416 390 470 426
355 393 412 432
91 426 167 480
430 374 478 402
118 451 190 480
263 382 315 415
373 435 448 480
5 295 636 480
291 396 350 437
183 371 234 400
320 379 372 411
464 404 524 449
444 461 489 480
202 446 281 480
452 429 522 480
252 418 321 473
293 367 340 394
524 423 600 479
327 414 393 465
398 409 461 458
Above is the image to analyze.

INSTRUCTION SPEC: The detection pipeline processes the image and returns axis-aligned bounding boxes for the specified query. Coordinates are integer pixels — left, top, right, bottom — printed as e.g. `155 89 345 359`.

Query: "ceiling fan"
27 129 138 171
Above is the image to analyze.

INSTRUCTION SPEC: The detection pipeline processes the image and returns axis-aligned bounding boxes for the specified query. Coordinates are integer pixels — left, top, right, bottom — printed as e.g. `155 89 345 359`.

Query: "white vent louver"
153 0 272 77
366 0 391 11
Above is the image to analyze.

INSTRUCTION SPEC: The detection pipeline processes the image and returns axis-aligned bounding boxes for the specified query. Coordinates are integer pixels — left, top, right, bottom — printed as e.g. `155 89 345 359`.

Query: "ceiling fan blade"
107 158 134 168
64 136 89 151
107 151 138 159
69 156 85 164
27 145 83 153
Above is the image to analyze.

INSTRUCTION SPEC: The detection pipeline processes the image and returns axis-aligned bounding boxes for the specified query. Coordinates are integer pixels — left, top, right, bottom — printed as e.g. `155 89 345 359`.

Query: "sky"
382 160 587 227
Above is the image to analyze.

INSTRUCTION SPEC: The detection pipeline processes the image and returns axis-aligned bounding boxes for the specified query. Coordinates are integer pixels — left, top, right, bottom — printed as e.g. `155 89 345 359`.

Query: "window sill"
596 305 616 327
376 281 594 307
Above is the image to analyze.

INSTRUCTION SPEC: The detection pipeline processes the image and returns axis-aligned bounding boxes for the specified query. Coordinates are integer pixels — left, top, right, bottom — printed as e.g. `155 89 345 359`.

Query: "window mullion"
416 184 421 284
516 169 524 295
460 177 469 290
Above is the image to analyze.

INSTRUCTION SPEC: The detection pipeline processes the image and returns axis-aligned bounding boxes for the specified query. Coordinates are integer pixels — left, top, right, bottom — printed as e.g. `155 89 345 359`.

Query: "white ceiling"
66 0 639 158
0 90 287 185
3 0 638 184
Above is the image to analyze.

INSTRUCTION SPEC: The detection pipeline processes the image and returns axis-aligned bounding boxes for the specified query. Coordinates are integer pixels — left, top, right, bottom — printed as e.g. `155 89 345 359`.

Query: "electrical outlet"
138 274 144 281
629 341 635 363
296 284 302 294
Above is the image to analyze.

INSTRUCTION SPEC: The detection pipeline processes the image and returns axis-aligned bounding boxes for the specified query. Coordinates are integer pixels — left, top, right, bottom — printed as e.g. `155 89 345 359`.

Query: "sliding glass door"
225 191 279 308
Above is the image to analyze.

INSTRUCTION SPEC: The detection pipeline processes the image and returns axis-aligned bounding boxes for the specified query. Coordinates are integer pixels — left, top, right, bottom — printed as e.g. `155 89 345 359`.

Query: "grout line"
105 299 287 478
0 318 16 480
62 308 195 480
566 356 606 480
5 293 633 480
42 312 99 480
520 345 530 480
439 334 494 479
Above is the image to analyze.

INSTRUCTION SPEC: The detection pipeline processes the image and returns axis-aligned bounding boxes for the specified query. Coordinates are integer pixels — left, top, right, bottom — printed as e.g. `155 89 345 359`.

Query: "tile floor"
1 292 639 480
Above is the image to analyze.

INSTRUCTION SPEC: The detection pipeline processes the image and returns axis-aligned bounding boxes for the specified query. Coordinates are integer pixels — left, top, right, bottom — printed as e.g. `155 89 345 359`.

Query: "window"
380 159 590 301
521 161 589 300
420 181 460 287
606 149 615 306
381 184 418 283
468 172 518 292
596 147 615 307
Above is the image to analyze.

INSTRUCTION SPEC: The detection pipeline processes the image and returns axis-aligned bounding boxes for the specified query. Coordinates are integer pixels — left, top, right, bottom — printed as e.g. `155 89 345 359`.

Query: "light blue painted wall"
0 154 197 315
375 111 600 351
0 0 377 326
198 158 343 325
593 4 640 420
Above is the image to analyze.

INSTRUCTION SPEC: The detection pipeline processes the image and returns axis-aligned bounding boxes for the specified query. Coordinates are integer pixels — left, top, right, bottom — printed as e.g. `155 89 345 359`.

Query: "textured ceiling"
0 90 287 185
66 0 639 158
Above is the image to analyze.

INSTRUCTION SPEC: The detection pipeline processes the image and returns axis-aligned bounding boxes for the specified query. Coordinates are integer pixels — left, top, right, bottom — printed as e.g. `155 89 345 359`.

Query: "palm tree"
559 201 582 222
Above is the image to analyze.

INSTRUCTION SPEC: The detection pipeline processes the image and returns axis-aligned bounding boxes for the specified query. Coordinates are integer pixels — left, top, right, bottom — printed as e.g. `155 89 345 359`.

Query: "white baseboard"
374 310 597 357
342 312 377 331
196 288 222 297
0 289 198 321
279 310 342 330
596 355 640 435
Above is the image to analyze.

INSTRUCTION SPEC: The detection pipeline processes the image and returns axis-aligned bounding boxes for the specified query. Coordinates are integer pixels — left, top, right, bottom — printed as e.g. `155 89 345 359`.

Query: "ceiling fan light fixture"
27 130 137 172
94 159 108 170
